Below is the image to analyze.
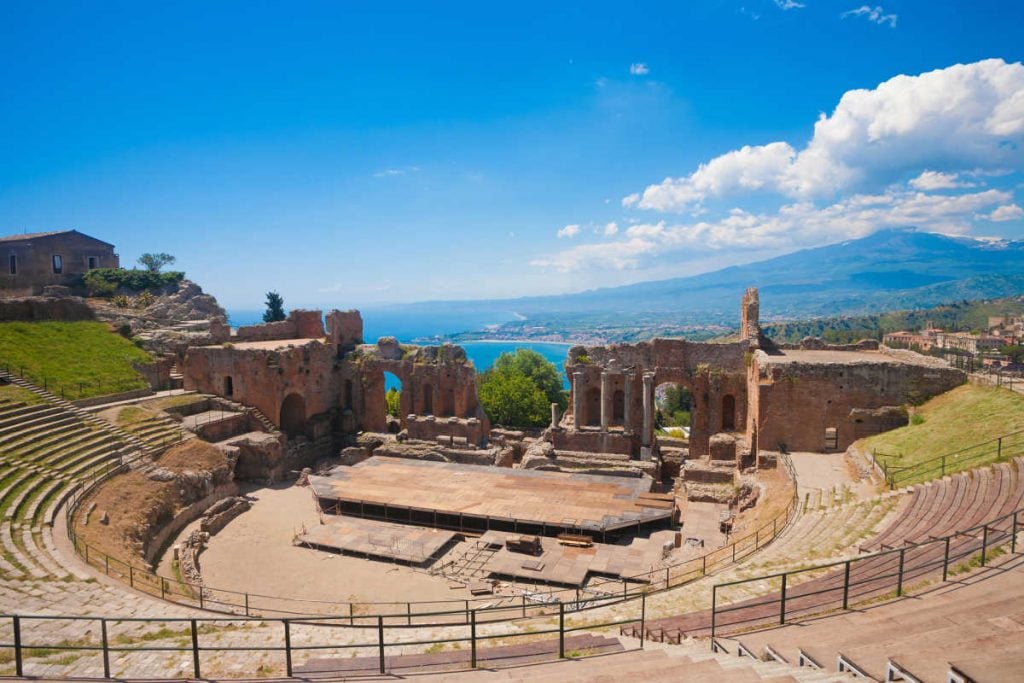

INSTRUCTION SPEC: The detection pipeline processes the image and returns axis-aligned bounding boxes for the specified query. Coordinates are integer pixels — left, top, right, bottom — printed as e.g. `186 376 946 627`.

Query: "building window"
52 254 63 274
8 255 15 275
87 256 97 270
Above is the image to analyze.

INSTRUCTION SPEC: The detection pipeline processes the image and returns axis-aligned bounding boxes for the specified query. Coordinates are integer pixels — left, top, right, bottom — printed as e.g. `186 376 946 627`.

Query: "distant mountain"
376 229 1024 339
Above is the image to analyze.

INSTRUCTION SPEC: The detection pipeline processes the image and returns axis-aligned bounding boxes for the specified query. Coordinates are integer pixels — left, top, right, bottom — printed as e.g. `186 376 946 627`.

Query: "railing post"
998 437 1003 460
711 585 717 641
941 455 946 477
407 602 412 626
12 616 22 677
943 536 951 582
558 602 565 659
470 609 477 668
665 567 670 589
101 618 110 678
244 593 250 617
981 525 989 567
702 554 706 576
129 564 134 588
897 548 906 597
1013 512 1019 554
842 560 851 610
377 615 385 674
522 594 526 618
640 592 646 649
160 578 165 600
779 574 787 625
190 618 200 678
283 619 292 677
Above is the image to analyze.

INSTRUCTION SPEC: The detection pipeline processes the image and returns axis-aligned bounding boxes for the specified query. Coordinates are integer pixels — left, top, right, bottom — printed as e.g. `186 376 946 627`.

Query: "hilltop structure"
0 230 119 297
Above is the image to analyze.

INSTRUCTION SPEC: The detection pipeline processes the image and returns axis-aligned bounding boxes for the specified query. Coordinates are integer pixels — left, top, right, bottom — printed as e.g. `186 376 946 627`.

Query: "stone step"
0 521 47 579
9 423 96 460
0 410 74 442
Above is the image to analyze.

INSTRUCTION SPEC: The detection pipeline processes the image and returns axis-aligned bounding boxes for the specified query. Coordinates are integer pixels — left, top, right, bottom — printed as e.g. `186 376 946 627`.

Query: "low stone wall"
72 388 155 408
234 309 325 342
551 429 637 456
143 482 239 567
0 295 94 321
406 415 485 447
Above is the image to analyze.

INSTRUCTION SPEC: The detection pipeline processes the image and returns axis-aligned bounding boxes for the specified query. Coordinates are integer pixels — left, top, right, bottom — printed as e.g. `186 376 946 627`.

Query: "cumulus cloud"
842 6 898 27
984 204 1024 221
629 63 650 76
603 222 619 236
557 224 581 239
774 0 805 9
628 59 1024 211
536 188 1012 272
909 171 975 191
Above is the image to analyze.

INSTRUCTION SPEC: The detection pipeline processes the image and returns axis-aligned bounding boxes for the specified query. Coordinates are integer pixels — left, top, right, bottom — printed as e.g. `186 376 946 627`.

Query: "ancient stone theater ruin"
4 282 1021 682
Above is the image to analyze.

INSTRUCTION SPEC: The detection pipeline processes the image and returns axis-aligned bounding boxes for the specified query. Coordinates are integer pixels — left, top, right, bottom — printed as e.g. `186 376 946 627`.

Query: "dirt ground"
178 482 478 612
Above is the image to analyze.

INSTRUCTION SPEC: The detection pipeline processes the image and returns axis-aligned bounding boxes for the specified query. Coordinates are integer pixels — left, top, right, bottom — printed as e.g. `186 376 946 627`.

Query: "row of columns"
567 369 656 447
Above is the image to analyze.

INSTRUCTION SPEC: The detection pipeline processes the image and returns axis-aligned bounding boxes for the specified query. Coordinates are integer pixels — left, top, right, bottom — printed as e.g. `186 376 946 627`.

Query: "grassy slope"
0 384 43 405
860 384 1024 482
0 321 151 398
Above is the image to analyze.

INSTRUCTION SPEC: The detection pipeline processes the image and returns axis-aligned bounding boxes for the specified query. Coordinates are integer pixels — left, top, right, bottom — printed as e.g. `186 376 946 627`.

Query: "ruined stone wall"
564 339 749 457
406 415 486 446
234 309 325 342
740 287 760 344
751 351 965 453
183 340 343 434
0 295 95 321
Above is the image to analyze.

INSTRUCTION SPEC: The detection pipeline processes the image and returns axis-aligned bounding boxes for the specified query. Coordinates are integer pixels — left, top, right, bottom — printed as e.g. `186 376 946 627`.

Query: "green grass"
0 321 151 399
0 384 44 405
861 384 1024 484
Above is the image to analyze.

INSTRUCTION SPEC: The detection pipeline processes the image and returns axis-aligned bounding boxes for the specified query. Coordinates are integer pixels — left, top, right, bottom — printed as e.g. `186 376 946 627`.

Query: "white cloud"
842 6 897 28
984 204 1024 221
774 0 805 9
629 63 650 76
909 171 975 191
603 221 619 236
629 59 1024 211
372 166 421 178
535 188 1013 272
557 224 581 239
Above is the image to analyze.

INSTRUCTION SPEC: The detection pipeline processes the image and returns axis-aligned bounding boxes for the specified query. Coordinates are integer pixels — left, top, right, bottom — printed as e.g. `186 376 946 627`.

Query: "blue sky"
2 1 1023 309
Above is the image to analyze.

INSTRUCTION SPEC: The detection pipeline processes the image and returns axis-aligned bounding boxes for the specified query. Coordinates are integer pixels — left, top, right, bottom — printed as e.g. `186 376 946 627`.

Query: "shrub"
134 291 155 309
111 295 131 308
82 268 184 295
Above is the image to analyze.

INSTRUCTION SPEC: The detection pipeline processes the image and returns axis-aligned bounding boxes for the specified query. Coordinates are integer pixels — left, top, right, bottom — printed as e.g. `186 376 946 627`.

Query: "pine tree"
263 291 286 323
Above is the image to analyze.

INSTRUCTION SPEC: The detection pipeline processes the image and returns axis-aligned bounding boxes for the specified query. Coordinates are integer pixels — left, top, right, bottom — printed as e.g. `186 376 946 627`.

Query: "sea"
227 308 572 390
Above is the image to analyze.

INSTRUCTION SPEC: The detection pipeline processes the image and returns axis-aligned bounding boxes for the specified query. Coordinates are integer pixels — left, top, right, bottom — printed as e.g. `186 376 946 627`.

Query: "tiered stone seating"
633 457 1024 643
118 411 191 449
731 557 1024 682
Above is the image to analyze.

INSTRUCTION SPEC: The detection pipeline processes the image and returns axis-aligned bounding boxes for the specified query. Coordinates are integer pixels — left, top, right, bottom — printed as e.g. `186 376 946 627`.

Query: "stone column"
642 372 655 447
572 371 584 430
550 402 560 430
623 372 635 434
600 371 611 432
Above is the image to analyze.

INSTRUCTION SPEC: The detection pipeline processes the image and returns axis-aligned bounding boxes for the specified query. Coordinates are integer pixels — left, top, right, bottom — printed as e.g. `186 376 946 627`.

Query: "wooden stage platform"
308 457 675 538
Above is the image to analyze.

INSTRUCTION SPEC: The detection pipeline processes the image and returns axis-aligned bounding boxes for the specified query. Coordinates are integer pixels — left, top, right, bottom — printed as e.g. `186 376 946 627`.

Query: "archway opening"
656 382 692 439
223 376 233 397
280 393 306 437
722 394 736 431
442 387 456 417
384 372 402 432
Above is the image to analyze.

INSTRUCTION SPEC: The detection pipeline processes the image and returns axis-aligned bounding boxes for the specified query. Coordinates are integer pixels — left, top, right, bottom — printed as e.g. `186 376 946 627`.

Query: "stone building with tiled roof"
0 229 119 296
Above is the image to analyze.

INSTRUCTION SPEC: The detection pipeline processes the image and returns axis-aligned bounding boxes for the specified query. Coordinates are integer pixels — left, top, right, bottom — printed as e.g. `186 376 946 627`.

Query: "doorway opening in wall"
721 394 736 431
384 371 402 433
280 393 306 437
223 376 233 397
656 383 693 441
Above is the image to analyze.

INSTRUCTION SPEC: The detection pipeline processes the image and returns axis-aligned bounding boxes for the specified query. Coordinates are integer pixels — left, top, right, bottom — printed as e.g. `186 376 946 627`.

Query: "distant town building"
0 230 118 297
883 328 1004 354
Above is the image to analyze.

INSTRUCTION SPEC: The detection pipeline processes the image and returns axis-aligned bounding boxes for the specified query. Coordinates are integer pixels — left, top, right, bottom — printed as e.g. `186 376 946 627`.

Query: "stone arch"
722 394 736 431
280 393 306 437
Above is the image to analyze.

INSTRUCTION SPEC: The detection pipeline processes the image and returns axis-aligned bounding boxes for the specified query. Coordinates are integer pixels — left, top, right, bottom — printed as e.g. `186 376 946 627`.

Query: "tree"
385 388 401 417
491 349 568 410
478 369 549 428
263 291 286 323
137 253 176 273
1001 345 1024 364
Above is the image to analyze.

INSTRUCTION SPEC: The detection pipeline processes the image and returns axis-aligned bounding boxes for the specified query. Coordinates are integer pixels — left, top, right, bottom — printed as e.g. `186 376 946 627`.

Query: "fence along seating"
630 456 1024 643
730 555 1024 682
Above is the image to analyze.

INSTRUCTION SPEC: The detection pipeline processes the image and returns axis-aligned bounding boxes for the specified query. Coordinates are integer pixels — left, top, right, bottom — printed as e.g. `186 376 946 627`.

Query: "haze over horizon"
2 2 1023 310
